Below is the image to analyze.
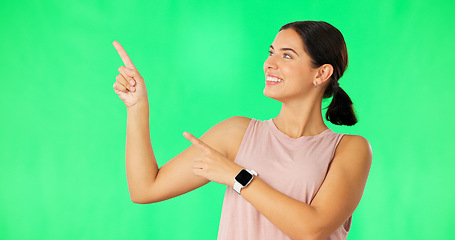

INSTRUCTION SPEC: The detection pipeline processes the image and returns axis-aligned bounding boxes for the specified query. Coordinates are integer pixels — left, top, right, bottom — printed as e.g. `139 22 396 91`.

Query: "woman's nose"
264 56 278 70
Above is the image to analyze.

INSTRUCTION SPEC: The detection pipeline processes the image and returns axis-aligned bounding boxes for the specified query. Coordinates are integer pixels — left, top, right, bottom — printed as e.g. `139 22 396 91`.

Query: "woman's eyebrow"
269 45 299 56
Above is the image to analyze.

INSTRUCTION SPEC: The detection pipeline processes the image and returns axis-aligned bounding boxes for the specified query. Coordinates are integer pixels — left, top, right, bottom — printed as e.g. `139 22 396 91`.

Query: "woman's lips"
265 75 283 85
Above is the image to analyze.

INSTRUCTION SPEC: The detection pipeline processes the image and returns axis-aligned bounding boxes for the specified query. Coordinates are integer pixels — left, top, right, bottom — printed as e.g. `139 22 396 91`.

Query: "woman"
112 21 372 240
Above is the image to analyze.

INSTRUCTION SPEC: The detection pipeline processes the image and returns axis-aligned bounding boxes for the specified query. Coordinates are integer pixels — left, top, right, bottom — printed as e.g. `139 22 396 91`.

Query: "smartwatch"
233 169 258 195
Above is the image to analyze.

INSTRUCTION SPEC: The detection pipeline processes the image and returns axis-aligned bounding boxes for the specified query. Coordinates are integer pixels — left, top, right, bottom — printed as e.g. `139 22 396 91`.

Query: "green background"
1 0 454 239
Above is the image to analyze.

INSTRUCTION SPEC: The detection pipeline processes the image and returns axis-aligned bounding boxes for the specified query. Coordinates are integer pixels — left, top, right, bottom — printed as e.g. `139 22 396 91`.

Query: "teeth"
266 76 283 82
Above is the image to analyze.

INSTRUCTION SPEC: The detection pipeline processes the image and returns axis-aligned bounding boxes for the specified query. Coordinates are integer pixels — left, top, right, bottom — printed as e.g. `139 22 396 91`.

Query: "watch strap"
233 181 243 194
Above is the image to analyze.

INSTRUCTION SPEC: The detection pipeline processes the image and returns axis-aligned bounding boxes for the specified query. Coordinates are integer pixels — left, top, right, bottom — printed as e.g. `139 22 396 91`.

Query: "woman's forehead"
271 29 304 52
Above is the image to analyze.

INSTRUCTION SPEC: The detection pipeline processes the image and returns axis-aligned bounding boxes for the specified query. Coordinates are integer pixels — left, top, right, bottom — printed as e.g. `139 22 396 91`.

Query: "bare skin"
112 28 372 240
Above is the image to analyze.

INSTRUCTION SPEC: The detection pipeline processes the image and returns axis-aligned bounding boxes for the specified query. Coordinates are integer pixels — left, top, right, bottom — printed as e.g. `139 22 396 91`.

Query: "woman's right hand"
112 41 148 109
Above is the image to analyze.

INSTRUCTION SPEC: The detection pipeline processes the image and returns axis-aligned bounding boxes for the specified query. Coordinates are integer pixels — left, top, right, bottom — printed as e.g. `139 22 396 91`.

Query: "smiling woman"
113 20 372 240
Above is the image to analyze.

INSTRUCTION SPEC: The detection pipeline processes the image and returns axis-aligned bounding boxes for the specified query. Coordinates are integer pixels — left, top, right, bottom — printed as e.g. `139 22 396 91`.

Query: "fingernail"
130 87 136 91
129 80 135 85
115 90 120 94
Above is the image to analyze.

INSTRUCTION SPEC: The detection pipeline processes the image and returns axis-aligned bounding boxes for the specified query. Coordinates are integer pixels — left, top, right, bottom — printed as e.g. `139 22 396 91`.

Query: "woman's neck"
273 98 328 139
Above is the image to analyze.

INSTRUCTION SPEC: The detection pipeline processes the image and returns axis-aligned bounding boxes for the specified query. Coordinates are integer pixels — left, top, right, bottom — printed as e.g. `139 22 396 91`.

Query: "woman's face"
263 28 318 102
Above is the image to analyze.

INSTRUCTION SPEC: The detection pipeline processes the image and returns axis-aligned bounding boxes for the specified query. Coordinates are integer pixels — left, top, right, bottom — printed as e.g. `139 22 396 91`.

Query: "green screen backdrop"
1 0 454 239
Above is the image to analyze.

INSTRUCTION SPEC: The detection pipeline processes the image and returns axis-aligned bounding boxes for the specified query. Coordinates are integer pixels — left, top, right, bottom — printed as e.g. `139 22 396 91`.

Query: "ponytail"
325 85 357 126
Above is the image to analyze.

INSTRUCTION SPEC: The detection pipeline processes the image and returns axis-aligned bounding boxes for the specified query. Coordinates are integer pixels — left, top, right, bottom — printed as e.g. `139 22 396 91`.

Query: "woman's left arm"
184 133 372 240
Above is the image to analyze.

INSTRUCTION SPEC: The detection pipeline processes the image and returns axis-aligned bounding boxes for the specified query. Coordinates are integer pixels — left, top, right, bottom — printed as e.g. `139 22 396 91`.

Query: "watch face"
235 169 252 186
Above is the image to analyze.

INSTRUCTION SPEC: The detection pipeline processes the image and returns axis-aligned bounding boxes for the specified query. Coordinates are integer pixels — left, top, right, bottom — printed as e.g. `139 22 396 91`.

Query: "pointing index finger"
113 40 137 70
183 132 211 153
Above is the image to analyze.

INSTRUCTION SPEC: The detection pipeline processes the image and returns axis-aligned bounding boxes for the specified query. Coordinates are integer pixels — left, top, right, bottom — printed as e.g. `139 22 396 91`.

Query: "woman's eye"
268 51 291 59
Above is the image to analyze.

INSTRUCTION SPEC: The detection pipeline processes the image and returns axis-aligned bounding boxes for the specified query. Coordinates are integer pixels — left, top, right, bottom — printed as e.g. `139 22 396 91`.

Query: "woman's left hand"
183 132 244 187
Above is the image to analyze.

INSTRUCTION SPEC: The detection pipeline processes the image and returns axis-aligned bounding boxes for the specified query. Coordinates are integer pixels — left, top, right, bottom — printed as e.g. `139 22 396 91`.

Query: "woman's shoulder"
223 116 252 123
336 134 373 165
206 116 252 159
202 116 251 140
340 134 370 148
215 116 252 132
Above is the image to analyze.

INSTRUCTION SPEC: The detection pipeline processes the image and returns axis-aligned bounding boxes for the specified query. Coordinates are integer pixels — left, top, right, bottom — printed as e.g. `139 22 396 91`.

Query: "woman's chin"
263 88 284 102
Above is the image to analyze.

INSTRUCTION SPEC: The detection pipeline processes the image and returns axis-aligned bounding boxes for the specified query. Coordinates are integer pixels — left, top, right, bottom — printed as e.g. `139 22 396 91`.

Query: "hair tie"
333 81 340 89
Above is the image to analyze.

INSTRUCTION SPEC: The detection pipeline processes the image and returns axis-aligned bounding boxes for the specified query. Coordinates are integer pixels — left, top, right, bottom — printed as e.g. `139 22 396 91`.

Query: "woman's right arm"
125 101 208 204
125 101 248 204
113 41 249 204
125 102 242 204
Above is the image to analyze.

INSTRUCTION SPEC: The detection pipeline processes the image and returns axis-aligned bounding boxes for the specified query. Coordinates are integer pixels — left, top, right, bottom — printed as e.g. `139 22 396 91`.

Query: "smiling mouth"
265 76 283 85
266 76 283 82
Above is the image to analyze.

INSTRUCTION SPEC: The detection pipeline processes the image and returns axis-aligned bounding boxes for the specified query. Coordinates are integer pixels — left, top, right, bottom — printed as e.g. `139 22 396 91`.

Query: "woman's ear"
315 64 334 84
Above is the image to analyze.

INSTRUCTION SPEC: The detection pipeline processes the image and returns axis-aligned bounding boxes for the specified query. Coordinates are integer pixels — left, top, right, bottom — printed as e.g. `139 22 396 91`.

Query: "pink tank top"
217 119 351 240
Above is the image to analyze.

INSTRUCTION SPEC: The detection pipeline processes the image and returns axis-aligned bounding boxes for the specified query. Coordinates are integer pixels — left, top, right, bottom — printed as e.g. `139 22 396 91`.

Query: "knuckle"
131 69 141 77
113 82 124 90
118 66 124 72
114 82 126 90
203 158 212 165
